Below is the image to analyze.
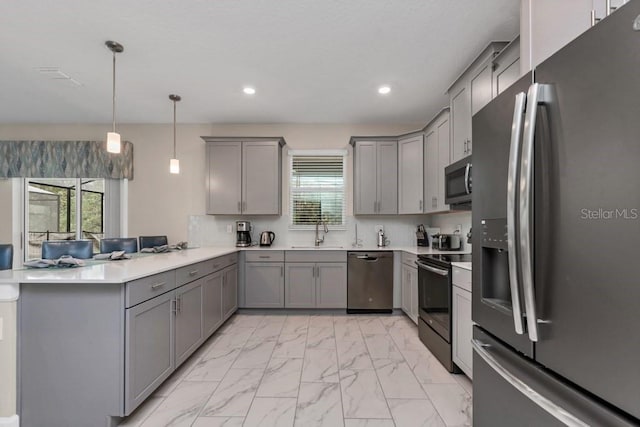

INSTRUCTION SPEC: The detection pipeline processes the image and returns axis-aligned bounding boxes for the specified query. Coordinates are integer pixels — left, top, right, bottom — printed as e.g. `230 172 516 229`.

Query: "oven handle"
415 260 449 276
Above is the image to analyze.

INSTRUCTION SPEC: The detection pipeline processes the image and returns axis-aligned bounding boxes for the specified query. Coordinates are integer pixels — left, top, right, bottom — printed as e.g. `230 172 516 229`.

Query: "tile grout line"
360 316 396 425
291 314 311 426
188 315 261 425
242 315 287 425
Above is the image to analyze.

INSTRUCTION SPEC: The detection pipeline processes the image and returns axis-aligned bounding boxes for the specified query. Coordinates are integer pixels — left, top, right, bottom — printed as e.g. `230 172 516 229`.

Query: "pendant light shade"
105 41 123 154
169 94 181 174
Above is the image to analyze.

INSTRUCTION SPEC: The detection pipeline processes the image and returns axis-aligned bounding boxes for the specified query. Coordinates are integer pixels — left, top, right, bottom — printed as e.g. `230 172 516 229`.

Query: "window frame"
21 177 121 261
288 150 347 231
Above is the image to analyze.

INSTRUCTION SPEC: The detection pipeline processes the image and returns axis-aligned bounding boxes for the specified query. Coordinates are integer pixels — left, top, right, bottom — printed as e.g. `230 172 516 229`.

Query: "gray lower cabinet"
20 253 240 427
245 262 285 307
222 264 238 318
125 291 175 414
400 253 418 324
316 263 347 308
203 270 224 338
175 279 204 367
284 251 347 309
285 263 316 308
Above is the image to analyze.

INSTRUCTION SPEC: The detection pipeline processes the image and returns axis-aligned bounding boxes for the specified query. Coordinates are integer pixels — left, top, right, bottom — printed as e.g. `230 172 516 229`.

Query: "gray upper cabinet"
352 139 398 215
125 291 174 414
206 141 242 215
243 141 281 215
448 42 507 163
203 137 285 215
450 81 471 163
493 36 521 96
398 134 424 214
423 109 451 213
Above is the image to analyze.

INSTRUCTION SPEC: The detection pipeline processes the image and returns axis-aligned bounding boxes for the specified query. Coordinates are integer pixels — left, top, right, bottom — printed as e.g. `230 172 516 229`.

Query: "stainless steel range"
415 253 472 372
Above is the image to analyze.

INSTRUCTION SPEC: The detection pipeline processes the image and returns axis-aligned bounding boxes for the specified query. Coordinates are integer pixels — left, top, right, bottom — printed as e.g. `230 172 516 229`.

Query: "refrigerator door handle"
507 91 527 335
520 83 549 342
472 339 590 427
464 163 471 194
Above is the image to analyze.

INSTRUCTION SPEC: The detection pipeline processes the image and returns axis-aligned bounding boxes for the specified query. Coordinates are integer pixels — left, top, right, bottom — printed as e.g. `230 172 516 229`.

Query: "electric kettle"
259 231 275 247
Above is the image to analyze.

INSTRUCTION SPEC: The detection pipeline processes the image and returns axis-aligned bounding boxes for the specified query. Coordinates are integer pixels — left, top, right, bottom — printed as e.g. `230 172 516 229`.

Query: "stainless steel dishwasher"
347 251 393 313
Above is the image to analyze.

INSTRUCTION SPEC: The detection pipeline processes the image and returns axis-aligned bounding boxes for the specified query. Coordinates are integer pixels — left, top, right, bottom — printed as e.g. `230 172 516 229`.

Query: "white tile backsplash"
188 211 472 250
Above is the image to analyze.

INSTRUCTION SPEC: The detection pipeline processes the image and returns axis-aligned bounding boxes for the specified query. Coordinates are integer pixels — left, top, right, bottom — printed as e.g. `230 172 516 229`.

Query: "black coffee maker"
236 221 251 247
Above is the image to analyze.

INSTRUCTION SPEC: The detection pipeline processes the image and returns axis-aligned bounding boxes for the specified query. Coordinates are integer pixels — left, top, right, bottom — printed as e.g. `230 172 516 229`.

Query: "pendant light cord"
173 99 177 158
112 51 116 133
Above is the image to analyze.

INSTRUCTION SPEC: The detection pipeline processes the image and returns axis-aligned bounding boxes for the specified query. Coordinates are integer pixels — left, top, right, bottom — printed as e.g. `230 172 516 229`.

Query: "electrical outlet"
374 224 384 233
226 224 233 233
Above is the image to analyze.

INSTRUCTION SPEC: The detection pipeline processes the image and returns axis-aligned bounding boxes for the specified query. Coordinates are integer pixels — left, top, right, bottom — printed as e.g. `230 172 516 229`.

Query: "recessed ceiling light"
243 87 256 95
378 85 391 95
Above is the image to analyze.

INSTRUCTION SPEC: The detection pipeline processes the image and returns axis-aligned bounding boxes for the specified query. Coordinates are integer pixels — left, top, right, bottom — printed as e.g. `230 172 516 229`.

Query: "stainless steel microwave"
444 155 472 206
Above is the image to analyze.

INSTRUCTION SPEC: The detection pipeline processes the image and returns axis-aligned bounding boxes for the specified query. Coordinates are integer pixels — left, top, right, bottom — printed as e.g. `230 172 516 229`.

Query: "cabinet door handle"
377 201 381 213
172 298 178 314
238 201 242 213
259 255 271 259
280 266 284 277
189 270 199 276
151 281 166 290
177 295 182 313
243 201 247 211
419 200 423 211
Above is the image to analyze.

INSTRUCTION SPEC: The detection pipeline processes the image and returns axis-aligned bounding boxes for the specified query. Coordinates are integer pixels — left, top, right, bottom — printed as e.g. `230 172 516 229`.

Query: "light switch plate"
226 224 233 233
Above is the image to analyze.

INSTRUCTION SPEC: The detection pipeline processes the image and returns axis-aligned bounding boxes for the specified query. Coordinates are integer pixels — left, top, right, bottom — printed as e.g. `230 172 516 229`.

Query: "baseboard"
0 415 19 427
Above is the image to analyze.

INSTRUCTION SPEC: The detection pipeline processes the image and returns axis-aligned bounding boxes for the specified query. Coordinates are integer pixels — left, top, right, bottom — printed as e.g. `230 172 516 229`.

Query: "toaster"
431 234 461 251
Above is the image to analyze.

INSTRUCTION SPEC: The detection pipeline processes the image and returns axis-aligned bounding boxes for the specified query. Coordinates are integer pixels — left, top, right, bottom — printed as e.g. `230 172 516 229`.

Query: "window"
25 178 106 259
289 151 346 229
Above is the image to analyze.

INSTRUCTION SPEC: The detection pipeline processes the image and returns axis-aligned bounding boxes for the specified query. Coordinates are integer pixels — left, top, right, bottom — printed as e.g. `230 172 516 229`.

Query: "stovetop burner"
418 253 472 267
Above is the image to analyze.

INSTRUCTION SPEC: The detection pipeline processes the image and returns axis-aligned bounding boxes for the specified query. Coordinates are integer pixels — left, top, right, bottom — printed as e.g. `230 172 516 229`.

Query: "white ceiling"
0 0 519 124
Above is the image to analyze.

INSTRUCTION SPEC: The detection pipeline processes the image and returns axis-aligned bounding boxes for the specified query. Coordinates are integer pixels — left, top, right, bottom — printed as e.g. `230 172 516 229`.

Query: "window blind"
289 154 345 228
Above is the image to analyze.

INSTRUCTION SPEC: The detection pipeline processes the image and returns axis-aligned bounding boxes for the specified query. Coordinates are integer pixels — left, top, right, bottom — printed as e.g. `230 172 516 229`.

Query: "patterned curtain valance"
0 140 134 179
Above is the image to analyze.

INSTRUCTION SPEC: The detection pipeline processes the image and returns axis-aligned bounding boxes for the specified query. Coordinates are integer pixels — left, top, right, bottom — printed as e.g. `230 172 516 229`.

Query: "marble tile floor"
119 312 472 427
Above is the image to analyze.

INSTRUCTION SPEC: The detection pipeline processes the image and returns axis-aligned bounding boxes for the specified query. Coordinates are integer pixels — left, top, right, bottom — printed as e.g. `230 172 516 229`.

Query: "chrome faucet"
315 219 329 246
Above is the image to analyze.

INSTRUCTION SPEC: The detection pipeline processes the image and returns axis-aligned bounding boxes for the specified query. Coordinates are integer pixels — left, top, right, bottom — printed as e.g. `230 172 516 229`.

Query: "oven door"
416 260 451 341
445 155 472 205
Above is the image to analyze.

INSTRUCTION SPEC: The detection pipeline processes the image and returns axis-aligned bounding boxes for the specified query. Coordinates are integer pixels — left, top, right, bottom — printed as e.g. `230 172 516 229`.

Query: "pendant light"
169 94 181 174
105 40 123 154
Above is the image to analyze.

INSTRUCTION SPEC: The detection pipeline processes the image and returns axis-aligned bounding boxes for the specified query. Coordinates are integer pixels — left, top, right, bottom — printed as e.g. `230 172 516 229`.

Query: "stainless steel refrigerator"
472 2 640 425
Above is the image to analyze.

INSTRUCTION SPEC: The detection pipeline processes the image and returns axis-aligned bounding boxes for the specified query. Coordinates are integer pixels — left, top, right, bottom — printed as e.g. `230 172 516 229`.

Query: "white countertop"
451 262 472 270
0 247 238 286
0 245 471 287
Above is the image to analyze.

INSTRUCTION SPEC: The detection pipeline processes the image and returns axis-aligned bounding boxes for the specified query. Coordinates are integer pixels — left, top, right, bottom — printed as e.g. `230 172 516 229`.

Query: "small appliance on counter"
236 221 252 247
430 233 461 251
416 224 428 246
377 229 389 247
259 231 275 247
